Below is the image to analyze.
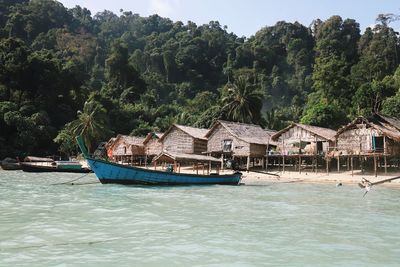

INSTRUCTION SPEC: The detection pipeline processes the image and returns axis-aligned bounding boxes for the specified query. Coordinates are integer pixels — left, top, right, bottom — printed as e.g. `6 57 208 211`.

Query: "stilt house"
158 124 208 155
336 114 400 155
205 120 277 170
271 123 336 155
143 132 164 159
110 134 146 164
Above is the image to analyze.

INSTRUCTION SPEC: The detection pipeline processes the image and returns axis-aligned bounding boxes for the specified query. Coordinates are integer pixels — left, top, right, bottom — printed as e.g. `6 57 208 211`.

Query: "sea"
1 170 399 267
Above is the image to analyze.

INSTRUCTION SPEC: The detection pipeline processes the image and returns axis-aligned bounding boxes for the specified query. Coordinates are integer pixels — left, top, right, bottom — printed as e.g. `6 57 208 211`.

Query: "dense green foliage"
0 0 399 157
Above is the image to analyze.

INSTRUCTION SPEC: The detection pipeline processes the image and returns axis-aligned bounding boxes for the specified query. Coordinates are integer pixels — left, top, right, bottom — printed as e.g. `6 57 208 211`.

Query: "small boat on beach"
76 136 242 185
21 156 91 173
0 158 21 170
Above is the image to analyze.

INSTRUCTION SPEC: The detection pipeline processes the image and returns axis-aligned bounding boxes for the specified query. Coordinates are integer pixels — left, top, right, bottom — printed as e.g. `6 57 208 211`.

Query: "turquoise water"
1 170 400 266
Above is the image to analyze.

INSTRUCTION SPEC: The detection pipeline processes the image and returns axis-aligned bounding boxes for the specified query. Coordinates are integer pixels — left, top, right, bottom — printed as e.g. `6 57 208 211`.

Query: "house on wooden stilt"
154 124 216 172
109 135 146 165
205 120 277 171
335 113 400 176
271 123 336 173
143 132 164 164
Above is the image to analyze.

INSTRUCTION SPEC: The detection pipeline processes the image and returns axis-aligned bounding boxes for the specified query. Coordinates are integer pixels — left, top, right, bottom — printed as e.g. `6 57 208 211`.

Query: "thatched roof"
336 114 400 142
272 123 336 142
159 124 208 141
143 132 164 144
153 151 221 163
206 120 277 146
105 137 116 149
114 134 145 146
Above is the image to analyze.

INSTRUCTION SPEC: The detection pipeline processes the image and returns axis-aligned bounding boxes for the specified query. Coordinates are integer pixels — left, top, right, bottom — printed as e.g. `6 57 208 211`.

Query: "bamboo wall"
336 126 373 154
145 138 162 156
193 139 207 154
337 125 400 155
162 127 196 154
207 124 263 157
277 126 333 154
131 145 145 155
249 143 267 157
112 140 130 156
386 139 400 155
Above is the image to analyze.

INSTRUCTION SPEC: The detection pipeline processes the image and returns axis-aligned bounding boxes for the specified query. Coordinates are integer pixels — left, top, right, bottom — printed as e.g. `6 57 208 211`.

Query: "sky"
58 0 400 37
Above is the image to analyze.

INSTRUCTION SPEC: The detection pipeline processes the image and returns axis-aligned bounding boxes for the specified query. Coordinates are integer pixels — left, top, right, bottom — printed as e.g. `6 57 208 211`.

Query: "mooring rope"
50 172 92 186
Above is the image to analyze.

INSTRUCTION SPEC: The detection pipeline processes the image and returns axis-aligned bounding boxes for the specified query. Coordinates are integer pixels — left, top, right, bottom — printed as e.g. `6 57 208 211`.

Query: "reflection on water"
1 170 400 266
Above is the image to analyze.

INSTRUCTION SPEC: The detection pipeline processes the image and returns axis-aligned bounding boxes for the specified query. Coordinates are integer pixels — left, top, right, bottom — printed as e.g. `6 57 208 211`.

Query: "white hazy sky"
58 0 400 37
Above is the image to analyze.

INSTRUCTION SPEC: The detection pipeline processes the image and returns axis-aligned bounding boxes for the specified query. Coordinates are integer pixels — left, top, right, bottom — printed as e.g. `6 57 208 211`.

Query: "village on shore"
102 113 400 186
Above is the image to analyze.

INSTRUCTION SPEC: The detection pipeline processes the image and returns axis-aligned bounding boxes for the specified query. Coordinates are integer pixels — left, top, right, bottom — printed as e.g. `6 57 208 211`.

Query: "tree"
221 76 264 124
65 100 112 153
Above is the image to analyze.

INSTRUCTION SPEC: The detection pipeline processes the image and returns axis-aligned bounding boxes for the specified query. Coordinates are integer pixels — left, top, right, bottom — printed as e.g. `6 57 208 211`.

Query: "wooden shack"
205 120 276 170
110 134 146 164
335 114 400 175
271 123 336 172
159 124 208 155
143 132 164 158
336 114 400 155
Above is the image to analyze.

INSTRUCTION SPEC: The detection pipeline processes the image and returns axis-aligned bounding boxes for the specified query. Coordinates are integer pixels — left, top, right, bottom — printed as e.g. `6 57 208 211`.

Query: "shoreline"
238 169 400 187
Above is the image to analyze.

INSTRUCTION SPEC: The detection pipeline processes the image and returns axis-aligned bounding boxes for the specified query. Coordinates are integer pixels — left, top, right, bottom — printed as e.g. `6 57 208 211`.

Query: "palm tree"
68 100 112 153
222 76 264 124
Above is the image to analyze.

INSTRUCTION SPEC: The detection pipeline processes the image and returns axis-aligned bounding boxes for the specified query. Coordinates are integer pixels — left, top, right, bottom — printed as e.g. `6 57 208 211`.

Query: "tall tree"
222 76 264 124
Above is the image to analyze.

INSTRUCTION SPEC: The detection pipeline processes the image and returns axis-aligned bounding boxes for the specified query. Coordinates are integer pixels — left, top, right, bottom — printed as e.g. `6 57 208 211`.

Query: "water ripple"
1 170 400 266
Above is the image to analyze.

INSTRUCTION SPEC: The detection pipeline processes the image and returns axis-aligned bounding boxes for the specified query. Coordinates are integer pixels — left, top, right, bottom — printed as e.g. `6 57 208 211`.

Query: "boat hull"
87 158 242 185
0 163 21 170
21 163 91 173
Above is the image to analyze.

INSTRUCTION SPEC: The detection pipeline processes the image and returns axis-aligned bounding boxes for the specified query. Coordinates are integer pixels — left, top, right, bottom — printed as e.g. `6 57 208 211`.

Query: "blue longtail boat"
76 136 242 185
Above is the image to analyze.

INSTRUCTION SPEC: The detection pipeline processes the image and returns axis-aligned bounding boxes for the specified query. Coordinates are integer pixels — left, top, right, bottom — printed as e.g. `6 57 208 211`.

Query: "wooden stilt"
337 155 340 172
246 155 250 171
173 160 177 172
178 163 181 173
202 163 205 175
283 154 285 173
351 156 353 176
361 156 364 174
326 157 329 174
384 136 387 174
221 154 224 170
154 160 157 170
384 155 387 174
374 154 377 177
299 154 301 174
196 161 199 175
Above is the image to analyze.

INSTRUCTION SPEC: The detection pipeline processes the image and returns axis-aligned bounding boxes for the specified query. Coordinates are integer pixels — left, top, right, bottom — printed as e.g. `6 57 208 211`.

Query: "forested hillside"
0 0 399 158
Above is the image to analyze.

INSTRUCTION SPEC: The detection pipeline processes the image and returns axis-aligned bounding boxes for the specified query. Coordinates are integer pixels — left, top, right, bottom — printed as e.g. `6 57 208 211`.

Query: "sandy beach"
238 169 400 187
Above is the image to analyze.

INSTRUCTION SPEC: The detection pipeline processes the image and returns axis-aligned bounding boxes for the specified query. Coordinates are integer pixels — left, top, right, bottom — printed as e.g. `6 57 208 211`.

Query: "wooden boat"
21 159 91 173
0 158 21 170
77 136 242 185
